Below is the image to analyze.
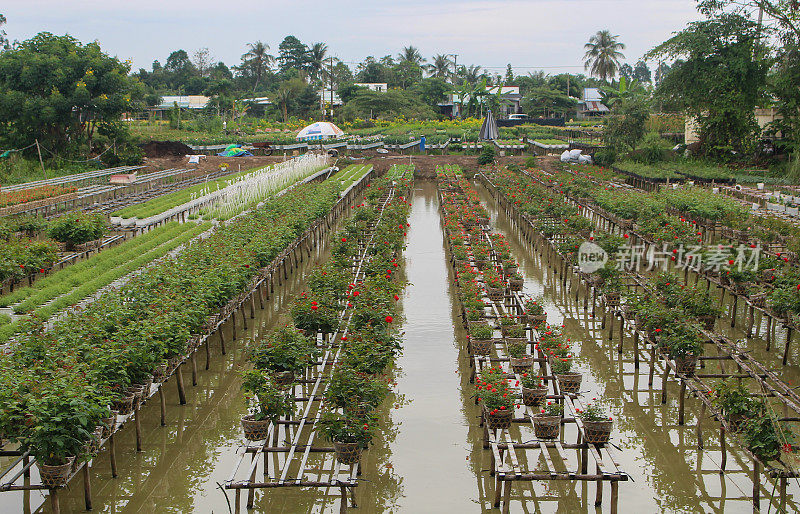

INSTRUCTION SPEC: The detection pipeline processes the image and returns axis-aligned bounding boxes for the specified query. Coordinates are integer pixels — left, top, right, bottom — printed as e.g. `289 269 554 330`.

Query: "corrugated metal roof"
581 101 609 113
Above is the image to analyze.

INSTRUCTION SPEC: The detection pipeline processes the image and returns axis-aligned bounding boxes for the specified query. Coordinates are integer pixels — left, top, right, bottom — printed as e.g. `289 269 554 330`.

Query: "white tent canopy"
296 122 345 141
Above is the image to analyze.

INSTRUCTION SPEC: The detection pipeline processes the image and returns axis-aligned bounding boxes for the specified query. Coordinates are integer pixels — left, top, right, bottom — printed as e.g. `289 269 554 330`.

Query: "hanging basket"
604 292 620 307
484 407 514 430
241 415 271 441
583 420 613 445
509 277 523 291
532 414 561 439
333 441 363 465
471 338 493 356
556 373 583 394
522 386 548 407
272 370 296 387
37 457 75 488
486 286 504 302
100 413 117 439
527 313 547 327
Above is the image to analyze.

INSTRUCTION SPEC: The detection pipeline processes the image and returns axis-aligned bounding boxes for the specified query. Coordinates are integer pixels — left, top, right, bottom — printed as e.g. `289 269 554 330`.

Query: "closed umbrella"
478 110 499 141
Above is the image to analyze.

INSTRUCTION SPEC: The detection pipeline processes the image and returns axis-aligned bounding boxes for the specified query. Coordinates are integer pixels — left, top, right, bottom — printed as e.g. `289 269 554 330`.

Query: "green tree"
241 41 274 92
426 54 453 80
0 33 143 153
307 42 328 83
277 36 309 74
583 30 626 82
397 45 425 66
648 13 769 155
603 96 650 151
521 86 579 118
339 89 435 120
412 78 450 109
0 14 8 51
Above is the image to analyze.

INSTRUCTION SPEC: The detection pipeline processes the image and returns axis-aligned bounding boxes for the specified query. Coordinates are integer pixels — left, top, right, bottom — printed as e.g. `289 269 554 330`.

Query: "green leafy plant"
319 412 375 448
576 401 612 422
241 369 295 422
325 367 390 412
551 358 573 374
507 341 528 358
539 401 564 416
48 212 106 249
469 323 493 340
249 325 319 374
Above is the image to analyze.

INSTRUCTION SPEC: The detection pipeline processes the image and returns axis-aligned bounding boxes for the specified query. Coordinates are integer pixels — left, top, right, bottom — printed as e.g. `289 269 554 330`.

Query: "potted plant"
319 413 375 464
520 373 548 407
577 402 614 445
524 296 547 325
682 288 721 330
326 367 389 417
469 323 494 356
249 326 319 385
483 268 506 302
532 401 563 439
477 380 518 430
240 369 295 441
552 358 582 394
507 341 533 372
741 413 795 462
508 271 524 291
663 330 704 376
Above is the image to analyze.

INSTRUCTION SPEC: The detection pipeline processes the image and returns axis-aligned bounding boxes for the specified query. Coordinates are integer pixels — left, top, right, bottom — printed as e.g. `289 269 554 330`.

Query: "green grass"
0 221 210 341
0 156 105 186
0 313 10 326
533 139 568 145
334 164 372 191
113 165 272 219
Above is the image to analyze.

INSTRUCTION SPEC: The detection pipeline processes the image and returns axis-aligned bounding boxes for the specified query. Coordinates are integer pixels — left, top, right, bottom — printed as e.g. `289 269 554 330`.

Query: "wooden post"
678 380 687 425
159 387 167 426
83 462 92 511
191 353 198 386
611 481 619 514
595 463 603 506
109 433 118 478
720 425 727 472
752 460 760 511
502 480 512 514
134 403 143 452
49 489 60 514
35 139 47 179
176 363 187 405
220 329 227 355
205 339 211 370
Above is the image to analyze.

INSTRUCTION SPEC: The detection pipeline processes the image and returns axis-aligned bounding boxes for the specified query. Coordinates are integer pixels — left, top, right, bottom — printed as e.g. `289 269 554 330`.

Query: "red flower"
385 315 393 323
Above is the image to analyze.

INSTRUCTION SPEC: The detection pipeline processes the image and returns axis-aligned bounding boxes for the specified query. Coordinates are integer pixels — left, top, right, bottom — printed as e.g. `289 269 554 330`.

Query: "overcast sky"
2 0 701 75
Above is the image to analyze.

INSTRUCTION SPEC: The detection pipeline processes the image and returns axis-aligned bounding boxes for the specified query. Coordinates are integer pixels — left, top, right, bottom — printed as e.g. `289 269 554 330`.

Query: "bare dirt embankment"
362 154 531 178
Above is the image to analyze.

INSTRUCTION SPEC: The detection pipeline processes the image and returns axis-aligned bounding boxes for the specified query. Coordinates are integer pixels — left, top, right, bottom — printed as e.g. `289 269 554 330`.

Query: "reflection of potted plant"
320 413 375 464
532 401 562 439
552 358 582 394
469 323 494 355
507 341 533 372
240 369 294 441
577 402 613 445
520 373 547 406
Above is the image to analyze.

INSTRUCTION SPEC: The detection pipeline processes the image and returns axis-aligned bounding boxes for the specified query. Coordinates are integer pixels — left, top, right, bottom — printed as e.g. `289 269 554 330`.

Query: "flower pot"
749 292 767 308
556 373 583 395
111 393 135 416
674 355 699 376
484 407 514 430
474 258 489 270
698 315 715 331
532 414 561 439
583 420 613 445
485 286 504 302
272 370 296 387
241 414 271 441
509 355 534 373
100 413 117 439
727 413 748 433
509 277 523 291
604 292 620 307
37 457 75 488
128 385 145 408
152 362 168 382
471 338 494 356
333 441 363 465
527 313 547 326
522 386 548 407
500 324 524 338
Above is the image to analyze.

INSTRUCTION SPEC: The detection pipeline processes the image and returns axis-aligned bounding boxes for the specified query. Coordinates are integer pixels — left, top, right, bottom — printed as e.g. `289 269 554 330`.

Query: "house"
153 95 210 111
439 86 522 118
577 88 609 119
354 83 388 93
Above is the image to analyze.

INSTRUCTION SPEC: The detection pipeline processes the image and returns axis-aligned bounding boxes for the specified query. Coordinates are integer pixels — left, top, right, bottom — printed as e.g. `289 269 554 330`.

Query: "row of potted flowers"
437 164 615 444
0 179 349 486
239 165 414 465
483 164 795 462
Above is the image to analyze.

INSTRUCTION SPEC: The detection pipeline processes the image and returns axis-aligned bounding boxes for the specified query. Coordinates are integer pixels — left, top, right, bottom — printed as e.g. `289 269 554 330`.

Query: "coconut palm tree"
426 54 453 80
583 30 626 82
307 42 329 84
398 45 426 66
460 64 486 85
242 41 274 92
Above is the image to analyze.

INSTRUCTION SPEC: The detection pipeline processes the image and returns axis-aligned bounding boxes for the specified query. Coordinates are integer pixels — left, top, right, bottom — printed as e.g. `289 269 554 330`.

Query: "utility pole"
329 56 334 120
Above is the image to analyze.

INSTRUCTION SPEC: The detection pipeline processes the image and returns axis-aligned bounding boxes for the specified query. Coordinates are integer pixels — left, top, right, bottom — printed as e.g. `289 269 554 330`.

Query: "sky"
2 0 702 76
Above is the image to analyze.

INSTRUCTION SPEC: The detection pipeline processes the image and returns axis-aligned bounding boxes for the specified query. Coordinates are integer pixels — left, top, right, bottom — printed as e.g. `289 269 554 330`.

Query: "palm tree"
242 41 274 92
307 42 329 83
426 54 453 80
461 64 485 85
583 30 626 82
398 45 426 66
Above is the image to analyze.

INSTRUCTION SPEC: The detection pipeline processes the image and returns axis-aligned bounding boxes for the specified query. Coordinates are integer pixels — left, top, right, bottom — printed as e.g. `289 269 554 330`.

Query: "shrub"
524 155 538 168
48 212 107 248
477 145 496 166
593 149 617 167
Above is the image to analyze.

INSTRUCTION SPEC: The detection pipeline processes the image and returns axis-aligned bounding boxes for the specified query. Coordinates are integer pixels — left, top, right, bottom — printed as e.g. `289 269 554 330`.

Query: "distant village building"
439 86 522 118
577 88 609 119
354 83 388 92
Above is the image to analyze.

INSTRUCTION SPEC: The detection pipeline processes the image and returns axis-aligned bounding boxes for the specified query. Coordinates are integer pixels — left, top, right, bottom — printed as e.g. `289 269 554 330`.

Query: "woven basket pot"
509 278 523 292
522 386 548 407
471 338 493 356
509 355 534 374
486 286 504 302
333 441 363 465
37 457 74 488
527 313 547 327
111 394 135 416
272 370 296 387
485 407 514 430
532 414 561 439
556 373 583 394
100 413 117 439
241 415 271 441
583 420 613 445
604 292 620 307
674 355 699 376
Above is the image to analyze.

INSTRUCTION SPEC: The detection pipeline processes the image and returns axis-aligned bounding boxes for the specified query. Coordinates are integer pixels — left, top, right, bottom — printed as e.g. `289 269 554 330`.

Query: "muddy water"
10 180 799 513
